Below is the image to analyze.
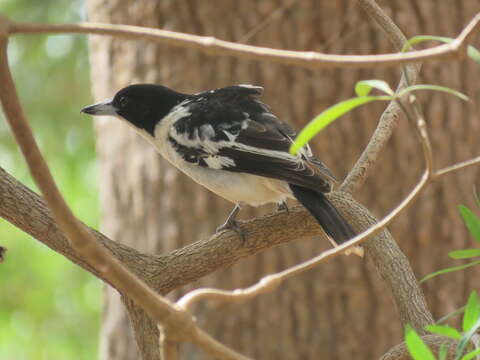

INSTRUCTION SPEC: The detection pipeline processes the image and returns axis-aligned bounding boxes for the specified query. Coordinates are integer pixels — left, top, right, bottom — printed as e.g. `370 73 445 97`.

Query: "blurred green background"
0 1 101 359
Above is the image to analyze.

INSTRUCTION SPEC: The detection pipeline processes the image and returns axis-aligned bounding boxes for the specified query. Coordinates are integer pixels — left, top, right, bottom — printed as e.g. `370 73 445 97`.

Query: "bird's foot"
216 219 246 243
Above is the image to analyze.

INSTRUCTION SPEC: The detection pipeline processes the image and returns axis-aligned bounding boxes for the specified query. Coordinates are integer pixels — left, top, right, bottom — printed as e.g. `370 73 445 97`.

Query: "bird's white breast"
147 105 291 206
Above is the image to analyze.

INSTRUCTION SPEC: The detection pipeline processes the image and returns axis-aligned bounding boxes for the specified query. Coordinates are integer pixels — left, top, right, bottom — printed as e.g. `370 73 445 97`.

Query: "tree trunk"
86 1 480 359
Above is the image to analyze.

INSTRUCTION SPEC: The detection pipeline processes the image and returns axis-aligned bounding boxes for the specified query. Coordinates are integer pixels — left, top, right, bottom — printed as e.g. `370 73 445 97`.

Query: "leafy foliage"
458 205 480 243
290 79 468 154
424 325 461 340
421 205 480 283
289 95 390 154
463 292 480 334
461 349 480 360
354 79 394 97
406 291 480 360
290 33 480 155
397 85 469 101
405 325 436 360
421 260 480 283
402 35 480 64
413 202 480 359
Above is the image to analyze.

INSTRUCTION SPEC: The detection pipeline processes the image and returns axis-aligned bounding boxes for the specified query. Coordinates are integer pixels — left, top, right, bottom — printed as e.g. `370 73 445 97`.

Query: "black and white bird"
81 84 355 244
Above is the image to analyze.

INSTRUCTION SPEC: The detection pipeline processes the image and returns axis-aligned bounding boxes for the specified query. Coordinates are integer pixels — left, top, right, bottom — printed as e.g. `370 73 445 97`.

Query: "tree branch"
173 0 480 329
0 5 479 359
173 0 434 336
356 0 409 48
0 165 342 293
4 13 480 70
433 155 480 179
0 160 435 333
341 0 421 193
176 171 428 311
0 19 249 360
174 103 480 332
381 335 457 360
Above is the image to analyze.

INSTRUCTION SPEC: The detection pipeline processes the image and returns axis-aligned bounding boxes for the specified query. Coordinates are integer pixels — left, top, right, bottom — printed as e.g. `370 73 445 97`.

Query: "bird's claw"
216 220 246 243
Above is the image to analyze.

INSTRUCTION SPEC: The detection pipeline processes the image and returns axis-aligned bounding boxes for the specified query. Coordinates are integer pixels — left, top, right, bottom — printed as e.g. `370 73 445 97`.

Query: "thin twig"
178 171 430 310
0 16 249 360
433 156 480 179
4 13 480 70
0 5 478 358
0 29 181 330
403 96 435 173
192 328 251 360
177 128 480 312
0 164 364 293
357 0 408 49
341 0 421 193
177 50 478 311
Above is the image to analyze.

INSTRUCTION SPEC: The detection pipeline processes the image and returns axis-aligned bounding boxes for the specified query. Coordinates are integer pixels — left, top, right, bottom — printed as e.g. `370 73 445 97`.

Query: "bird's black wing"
168 85 335 193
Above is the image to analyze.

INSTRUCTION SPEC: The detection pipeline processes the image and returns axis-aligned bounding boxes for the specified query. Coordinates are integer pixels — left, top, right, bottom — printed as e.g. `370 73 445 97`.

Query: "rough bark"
85 1 480 359
381 335 458 360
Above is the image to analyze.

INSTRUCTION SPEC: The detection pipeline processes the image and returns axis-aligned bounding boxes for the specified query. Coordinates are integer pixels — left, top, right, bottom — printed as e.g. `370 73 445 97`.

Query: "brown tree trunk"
86 1 480 359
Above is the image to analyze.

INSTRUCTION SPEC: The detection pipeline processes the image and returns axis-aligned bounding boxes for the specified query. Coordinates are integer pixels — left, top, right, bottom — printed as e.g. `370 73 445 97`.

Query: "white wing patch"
169 107 252 157
165 103 304 171
168 105 223 154
171 128 222 154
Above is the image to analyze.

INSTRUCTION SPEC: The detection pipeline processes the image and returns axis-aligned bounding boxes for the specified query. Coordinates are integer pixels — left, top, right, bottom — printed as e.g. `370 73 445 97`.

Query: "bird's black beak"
81 98 116 116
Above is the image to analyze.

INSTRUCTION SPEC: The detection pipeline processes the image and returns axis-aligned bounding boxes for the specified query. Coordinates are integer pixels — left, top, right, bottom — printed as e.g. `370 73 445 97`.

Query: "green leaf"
402 35 454 52
403 35 480 64
437 306 466 324
439 345 448 360
405 325 436 360
425 325 462 340
290 96 391 154
456 317 480 359
463 291 480 332
467 47 480 65
420 260 480 282
449 249 480 259
398 85 469 101
461 349 480 360
459 205 480 243
355 80 394 97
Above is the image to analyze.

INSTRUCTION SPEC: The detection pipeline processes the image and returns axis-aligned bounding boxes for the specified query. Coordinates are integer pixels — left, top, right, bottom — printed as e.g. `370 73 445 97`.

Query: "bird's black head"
81 84 187 136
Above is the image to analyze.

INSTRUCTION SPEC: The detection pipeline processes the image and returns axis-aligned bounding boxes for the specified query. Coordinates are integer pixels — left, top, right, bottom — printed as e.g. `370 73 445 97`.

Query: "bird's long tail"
289 184 355 244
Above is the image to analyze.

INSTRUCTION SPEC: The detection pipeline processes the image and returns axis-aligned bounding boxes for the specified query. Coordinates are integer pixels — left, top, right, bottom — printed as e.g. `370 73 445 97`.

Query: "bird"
81 83 355 244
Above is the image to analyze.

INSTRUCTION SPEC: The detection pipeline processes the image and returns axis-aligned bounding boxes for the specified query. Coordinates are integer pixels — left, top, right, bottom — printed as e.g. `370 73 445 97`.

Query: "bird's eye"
118 96 129 108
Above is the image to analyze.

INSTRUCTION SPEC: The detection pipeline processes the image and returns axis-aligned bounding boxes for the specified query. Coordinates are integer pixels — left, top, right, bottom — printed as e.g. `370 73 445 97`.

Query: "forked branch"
0 3 479 360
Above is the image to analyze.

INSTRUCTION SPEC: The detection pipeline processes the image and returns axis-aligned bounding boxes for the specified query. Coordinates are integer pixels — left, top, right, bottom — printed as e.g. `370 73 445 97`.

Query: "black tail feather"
289 184 355 244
